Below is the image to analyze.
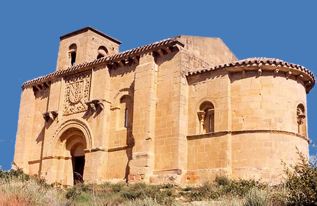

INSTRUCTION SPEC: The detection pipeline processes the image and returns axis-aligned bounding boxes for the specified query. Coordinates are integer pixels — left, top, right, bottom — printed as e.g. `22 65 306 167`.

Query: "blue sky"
0 0 316 170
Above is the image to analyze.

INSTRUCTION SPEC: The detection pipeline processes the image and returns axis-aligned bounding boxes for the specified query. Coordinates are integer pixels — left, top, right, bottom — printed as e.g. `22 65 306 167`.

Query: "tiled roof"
22 37 183 89
187 57 315 91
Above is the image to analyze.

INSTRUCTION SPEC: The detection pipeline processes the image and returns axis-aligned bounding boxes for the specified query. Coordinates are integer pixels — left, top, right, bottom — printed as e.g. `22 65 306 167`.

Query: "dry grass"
0 191 31 206
4 161 316 206
0 176 69 206
0 175 281 206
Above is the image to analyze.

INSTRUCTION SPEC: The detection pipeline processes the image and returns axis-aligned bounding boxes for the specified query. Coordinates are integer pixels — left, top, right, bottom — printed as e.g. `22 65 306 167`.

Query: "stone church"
13 27 315 186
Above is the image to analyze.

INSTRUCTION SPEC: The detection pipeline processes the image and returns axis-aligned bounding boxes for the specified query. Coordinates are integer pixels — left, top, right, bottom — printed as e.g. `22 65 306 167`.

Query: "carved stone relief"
63 72 91 115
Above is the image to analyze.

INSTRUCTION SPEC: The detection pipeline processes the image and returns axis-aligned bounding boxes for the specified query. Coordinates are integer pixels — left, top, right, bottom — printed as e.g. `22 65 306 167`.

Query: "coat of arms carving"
64 72 91 115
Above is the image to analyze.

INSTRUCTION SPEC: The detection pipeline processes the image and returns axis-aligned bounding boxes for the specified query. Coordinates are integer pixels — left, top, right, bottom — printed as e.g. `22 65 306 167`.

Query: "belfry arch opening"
97 46 108 59
60 128 87 185
69 44 77 66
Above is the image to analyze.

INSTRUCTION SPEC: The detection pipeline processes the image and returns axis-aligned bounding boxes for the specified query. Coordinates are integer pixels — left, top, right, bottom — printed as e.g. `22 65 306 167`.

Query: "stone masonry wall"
230 69 308 183
185 69 232 183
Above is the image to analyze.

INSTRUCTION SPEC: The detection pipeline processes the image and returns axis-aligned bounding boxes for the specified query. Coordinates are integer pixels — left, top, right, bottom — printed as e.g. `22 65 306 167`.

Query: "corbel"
257 68 262 76
305 81 312 87
86 101 97 113
117 60 125 68
286 71 292 79
241 70 246 77
107 62 116 70
86 99 109 113
155 49 164 57
43 111 58 122
131 56 139 65
165 47 173 54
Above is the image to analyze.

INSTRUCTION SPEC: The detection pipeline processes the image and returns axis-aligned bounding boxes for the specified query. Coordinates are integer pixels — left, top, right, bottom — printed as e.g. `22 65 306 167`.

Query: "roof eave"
22 38 183 89
59 27 122 44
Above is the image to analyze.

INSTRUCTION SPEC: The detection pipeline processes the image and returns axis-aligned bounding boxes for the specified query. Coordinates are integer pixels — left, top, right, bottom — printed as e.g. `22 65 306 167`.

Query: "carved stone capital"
197 111 205 121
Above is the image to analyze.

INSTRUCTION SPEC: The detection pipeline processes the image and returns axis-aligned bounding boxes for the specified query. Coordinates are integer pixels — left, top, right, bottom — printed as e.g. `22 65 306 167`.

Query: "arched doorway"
59 128 87 185
70 143 85 184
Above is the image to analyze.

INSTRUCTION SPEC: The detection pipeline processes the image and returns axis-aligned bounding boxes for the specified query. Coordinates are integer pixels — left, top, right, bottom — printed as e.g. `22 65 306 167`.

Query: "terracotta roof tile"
22 37 183 88
187 57 315 92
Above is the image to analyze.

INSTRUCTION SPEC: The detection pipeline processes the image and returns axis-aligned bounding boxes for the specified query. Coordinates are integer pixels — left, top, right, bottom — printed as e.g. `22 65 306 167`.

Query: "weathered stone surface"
13 27 314 186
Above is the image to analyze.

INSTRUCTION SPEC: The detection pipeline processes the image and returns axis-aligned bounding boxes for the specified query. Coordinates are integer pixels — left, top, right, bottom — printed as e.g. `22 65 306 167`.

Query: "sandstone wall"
28 89 49 175
154 52 187 177
230 69 309 182
184 67 309 184
107 64 136 181
230 70 307 133
187 70 231 134
186 133 231 183
185 70 232 183
13 87 36 173
231 132 308 183
57 31 119 70
179 36 237 68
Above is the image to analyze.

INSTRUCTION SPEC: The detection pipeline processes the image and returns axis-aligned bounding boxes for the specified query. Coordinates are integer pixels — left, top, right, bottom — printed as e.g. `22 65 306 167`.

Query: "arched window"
120 95 133 129
297 104 307 136
197 101 214 134
97 46 108 59
69 44 77 66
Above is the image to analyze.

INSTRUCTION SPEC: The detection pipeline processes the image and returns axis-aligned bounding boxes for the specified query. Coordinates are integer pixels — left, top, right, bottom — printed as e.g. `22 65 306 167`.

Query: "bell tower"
56 27 121 71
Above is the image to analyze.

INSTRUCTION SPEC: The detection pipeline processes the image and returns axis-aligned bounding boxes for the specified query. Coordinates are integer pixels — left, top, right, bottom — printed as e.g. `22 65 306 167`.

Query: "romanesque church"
14 27 314 186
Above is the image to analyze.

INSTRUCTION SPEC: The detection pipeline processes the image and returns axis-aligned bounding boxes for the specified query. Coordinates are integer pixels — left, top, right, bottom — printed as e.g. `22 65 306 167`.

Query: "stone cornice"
187 129 309 143
22 37 184 89
186 58 315 92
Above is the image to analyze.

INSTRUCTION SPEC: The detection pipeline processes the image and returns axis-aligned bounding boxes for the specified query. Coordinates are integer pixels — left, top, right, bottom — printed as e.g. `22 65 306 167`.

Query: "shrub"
65 182 176 205
124 197 161 206
0 168 30 182
120 183 175 205
222 179 266 197
215 175 230 186
66 186 82 200
111 182 126 192
284 151 317 205
180 182 220 201
265 185 287 206
243 188 269 206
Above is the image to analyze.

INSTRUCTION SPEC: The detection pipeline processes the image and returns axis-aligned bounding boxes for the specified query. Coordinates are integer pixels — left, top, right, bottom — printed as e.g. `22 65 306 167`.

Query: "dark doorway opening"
72 156 85 185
